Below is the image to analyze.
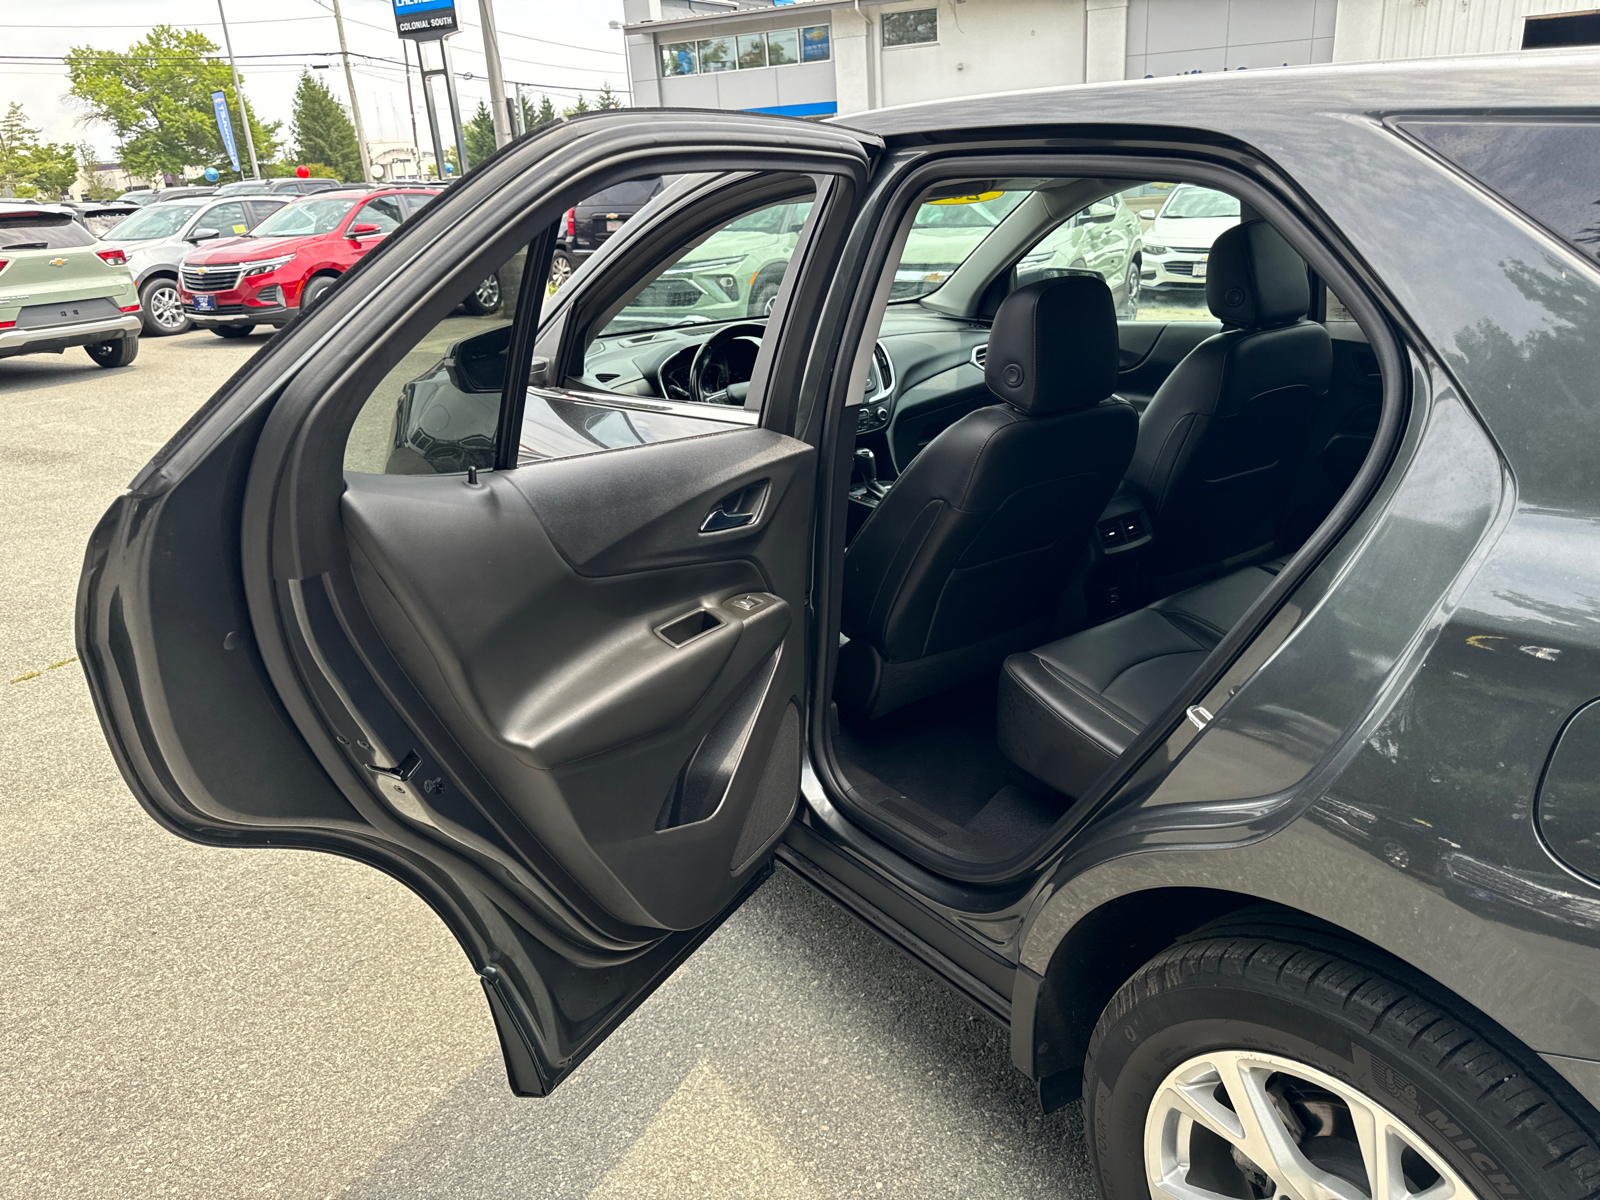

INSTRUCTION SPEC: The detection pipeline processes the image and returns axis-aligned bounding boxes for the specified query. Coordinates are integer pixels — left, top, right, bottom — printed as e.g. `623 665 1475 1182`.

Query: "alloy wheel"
146 283 186 333
1145 1049 1476 1200
549 254 573 289
1124 259 1141 314
474 274 502 311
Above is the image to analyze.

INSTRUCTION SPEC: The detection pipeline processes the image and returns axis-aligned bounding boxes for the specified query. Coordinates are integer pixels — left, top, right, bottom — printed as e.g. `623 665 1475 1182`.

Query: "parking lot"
0 329 1093 1199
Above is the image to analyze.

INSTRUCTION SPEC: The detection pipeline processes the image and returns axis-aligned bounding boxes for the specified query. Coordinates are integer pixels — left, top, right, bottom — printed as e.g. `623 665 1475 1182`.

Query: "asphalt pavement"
0 329 1095 1198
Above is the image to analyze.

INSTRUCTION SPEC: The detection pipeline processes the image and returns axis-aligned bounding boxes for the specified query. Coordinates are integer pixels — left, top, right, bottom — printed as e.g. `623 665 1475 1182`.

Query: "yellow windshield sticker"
233 224 247 233
929 191 1004 206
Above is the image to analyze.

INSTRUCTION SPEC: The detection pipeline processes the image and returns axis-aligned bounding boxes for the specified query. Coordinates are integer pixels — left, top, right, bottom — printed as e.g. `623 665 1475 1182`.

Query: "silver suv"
99 194 287 336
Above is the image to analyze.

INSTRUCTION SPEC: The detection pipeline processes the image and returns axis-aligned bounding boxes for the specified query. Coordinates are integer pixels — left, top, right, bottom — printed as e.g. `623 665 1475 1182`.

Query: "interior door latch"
701 481 767 533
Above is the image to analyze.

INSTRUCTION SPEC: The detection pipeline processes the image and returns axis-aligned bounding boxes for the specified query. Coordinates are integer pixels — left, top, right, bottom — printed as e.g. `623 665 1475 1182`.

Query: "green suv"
0 204 141 367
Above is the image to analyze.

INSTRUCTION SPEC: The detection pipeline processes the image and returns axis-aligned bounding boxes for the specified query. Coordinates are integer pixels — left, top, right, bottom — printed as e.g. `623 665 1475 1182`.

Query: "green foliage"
563 94 590 117
64 26 280 180
463 100 496 170
523 94 558 129
290 71 361 181
0 103 78 198
595 82 623 110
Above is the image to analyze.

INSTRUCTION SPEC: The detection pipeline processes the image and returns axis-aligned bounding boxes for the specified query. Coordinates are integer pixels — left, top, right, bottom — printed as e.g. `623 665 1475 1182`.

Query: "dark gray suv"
79 53 1600 1199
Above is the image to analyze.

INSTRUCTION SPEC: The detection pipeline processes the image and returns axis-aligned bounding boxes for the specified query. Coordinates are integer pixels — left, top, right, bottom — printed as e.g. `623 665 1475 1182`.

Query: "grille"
633 278 704 308
1167 261 1198 276
182 265 241 291
1170 245 1211 254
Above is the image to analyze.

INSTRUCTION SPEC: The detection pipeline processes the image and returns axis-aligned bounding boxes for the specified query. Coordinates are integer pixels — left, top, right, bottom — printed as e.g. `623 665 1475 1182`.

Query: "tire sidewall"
1088 975 1542 1200
138 278 188 336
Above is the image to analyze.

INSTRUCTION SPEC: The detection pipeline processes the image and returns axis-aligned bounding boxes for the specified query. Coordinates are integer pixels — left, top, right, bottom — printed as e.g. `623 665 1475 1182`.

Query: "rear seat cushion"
997 562 1280 798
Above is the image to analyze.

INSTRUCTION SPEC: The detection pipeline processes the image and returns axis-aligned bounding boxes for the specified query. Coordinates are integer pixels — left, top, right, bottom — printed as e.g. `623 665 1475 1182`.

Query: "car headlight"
240 253 297 278
1142 241 1167 255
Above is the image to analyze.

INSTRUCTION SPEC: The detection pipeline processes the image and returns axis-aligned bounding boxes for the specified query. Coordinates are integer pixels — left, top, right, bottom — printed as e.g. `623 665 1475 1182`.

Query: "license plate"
606 218 623 232
1194 262 1208 279
15 297 119 329
194 294 216 311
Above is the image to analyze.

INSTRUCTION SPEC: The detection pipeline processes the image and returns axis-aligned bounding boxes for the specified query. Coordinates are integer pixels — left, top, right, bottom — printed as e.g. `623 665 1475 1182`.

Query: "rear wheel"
211 325 254 339
1085 933 1600 1200
138 277 189 336
86 337 139 368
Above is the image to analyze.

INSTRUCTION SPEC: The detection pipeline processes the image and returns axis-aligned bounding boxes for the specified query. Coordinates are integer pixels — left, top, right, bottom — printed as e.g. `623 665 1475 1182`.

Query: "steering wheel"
690 322 765 405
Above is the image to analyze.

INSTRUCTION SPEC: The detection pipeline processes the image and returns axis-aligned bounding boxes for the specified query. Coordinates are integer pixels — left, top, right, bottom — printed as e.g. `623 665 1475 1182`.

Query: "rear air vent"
1098 511 1150 551
971 344 987 370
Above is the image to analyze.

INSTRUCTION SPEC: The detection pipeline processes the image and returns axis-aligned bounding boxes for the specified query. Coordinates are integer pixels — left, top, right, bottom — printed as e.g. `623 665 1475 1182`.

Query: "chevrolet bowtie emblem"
196 266 208 275
48 258 67 268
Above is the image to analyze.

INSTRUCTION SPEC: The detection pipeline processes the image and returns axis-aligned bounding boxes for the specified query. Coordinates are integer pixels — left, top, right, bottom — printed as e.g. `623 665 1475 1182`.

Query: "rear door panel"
78 111 880 1096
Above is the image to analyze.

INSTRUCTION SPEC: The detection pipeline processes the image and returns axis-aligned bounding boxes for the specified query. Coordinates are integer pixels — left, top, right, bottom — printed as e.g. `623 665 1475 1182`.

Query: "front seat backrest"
836 276 1138 719
1127 219 1332 588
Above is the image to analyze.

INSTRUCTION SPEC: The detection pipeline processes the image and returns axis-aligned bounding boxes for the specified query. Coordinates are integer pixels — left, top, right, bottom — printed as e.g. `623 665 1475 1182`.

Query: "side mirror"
349 222 381 237
187 227 221 243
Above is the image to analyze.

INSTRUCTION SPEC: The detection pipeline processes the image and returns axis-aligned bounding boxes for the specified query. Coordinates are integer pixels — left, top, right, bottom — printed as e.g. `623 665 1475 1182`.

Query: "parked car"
211 177 349 198
551 175 664 287
1014 192 1145 315
98 194 289 336
0 203 139 366
151 186 217 203
116 189 160 206
175 187 440 337
63 201 140 236
80 56 1600 1200
1141 183 1241 290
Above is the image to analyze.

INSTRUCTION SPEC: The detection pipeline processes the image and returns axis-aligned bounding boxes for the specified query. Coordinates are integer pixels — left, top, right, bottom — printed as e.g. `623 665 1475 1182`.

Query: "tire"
747 277 780 318
85 337 138 368
299 274 337 314
548 251 574 290
1085 932 1600 1200
210 325 254 339
1116 256 1141 319
138 277 189 336
461 271 502 316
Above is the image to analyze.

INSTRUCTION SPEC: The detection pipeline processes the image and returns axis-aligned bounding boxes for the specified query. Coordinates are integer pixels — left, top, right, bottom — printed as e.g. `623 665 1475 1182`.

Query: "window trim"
657 22 831 77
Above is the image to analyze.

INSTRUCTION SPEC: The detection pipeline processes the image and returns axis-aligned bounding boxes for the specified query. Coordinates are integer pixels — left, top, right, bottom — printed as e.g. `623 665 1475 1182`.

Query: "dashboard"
578 306 995 477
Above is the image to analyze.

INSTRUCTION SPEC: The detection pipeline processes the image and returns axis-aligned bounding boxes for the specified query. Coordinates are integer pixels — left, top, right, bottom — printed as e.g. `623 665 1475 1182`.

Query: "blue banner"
211 91 241 174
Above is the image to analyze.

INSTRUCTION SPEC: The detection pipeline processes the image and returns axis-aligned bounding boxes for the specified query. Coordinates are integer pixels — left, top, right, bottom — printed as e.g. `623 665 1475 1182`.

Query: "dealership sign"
393 0 458 40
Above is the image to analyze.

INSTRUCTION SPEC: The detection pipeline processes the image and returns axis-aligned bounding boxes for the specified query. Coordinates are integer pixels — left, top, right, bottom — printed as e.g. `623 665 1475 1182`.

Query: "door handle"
701 505 755 532
700 481 767 533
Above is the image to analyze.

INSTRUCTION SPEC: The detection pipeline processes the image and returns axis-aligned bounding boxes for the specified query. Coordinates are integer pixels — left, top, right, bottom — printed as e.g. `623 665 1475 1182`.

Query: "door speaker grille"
730 702 799 874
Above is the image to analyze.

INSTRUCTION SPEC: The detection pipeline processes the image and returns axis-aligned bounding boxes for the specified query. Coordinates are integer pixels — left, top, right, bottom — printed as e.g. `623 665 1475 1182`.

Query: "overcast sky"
7 0 629 161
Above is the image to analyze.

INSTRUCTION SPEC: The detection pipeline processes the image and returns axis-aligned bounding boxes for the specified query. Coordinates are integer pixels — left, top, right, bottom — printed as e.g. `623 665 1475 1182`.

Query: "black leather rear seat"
997 561 1282 798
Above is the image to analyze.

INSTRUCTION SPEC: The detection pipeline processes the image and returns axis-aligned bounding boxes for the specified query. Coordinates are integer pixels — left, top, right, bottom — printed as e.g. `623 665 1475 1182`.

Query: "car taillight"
0 259 9 274
566 208 575 236
97 248 128 266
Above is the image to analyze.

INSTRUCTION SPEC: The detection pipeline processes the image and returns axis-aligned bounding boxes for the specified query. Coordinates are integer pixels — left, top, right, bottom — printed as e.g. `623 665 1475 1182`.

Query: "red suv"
177 187 440 338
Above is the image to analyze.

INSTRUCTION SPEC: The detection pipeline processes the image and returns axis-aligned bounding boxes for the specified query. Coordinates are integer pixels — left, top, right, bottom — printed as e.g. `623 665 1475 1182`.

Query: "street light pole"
215 0 260 179
330 0 374 183
477 0 512 149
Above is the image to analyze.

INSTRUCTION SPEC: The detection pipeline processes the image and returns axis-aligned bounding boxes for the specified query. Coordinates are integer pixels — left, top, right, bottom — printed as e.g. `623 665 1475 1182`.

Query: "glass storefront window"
801 25 831 62
883 9 938 47
737 33 768 68
766 28 799 65
697 37 735 71
661 42 696 76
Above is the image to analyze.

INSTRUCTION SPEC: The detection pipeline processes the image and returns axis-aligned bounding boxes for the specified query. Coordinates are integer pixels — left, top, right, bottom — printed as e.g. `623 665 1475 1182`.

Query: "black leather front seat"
997 560 1282 798
836 276 1138 719
1128 219 1331 588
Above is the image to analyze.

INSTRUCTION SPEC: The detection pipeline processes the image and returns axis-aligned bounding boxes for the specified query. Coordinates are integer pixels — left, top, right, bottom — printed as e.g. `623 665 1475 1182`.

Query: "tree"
65 26 280 180
562 94 590 117
530 95 558 128
76 143 120 201
463 100 496 169
290 71 360 181
28 145 79 198
595 82 623 110
0 103 39 195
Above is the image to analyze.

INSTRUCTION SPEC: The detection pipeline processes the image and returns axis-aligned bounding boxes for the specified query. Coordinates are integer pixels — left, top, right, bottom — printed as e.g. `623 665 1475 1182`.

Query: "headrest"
1206 220 1309 329
984 276 1118 416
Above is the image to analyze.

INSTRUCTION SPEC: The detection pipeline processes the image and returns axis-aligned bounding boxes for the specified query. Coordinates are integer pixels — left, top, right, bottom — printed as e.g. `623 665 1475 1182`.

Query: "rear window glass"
1402 119 1600 264
0 213 96 250
582 178 663 209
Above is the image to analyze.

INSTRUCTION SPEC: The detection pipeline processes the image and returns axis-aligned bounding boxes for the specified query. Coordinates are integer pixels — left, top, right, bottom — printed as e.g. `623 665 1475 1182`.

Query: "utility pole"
330 0 374 183
215 0 260 178
401 40 422 174
477 0 512 149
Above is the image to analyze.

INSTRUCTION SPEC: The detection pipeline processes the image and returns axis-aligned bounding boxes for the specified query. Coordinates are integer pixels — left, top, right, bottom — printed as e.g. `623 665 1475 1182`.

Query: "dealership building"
621 0 1600 118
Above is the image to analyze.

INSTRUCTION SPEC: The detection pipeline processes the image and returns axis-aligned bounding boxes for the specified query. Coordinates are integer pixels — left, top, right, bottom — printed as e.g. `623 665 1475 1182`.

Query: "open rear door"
78 111 880 1095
